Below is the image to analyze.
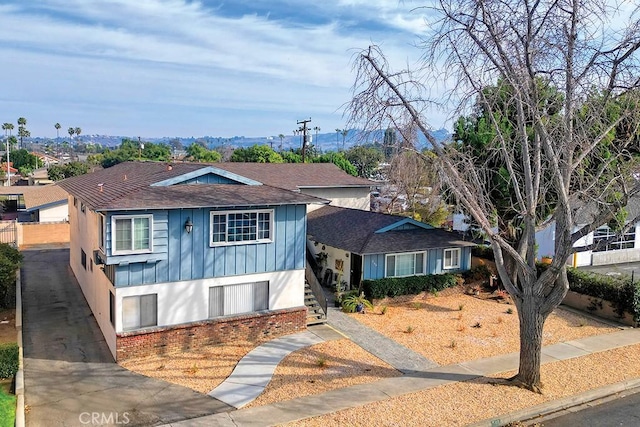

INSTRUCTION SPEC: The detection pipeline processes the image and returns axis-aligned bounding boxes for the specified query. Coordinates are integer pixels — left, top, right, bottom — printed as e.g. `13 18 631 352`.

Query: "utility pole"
138 136 144 161
296 118 311 162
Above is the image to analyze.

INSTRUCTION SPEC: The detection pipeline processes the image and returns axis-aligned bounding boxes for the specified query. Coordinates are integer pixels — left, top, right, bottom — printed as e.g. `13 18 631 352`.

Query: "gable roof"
58 161 326 211
214 163 373 191
0 184 68 210
23 185 69 210
307 205 476 255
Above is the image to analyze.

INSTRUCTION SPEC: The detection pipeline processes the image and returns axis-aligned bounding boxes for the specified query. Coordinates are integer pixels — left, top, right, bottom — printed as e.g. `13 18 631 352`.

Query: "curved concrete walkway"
209 302 440 409
208 326 341 408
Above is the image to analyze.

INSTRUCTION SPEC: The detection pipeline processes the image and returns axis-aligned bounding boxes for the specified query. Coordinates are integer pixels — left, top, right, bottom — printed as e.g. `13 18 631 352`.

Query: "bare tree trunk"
515 296 545 391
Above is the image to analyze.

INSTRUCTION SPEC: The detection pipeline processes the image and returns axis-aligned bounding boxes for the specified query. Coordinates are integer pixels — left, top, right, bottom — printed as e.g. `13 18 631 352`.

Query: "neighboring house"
0 184 68 222
29 168 55 186
32 152 60 168
307 205 476 290
537 197 640 267
58 161 326 361
22 185 69 222
0 163 19 187
214 163 373 211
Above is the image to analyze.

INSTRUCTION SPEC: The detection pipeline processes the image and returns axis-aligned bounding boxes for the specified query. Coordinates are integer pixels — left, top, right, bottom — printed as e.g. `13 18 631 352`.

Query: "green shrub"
362 273 458 300
461 264 492 282
471 245 494 260
0 343 18 379
0 244 22 309
566 268 640 321
341 292 374 313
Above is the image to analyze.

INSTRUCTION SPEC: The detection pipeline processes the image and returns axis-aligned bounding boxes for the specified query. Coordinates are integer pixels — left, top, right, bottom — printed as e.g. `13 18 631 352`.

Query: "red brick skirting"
116 307 307 361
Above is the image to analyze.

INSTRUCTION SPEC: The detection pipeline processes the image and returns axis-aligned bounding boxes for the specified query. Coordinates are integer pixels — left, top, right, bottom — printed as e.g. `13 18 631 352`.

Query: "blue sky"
0 0 436 139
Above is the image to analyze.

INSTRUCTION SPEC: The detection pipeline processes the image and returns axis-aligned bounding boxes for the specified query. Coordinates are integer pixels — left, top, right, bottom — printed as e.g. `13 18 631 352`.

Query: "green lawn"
0 380 15 427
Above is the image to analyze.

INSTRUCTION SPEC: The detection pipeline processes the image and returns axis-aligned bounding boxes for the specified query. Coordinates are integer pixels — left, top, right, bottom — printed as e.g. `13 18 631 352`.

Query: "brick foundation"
115 307 307 361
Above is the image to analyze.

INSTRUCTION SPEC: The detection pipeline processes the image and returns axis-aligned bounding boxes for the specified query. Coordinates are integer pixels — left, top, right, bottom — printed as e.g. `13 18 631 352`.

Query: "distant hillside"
28 128 451 151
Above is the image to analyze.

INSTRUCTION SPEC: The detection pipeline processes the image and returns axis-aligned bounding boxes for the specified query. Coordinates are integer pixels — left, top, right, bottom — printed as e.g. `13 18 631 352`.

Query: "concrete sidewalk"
161 328 640 426
327 306 439 373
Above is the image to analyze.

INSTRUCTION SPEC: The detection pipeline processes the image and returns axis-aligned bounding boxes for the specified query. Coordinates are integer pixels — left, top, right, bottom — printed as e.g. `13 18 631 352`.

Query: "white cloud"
0 0 438 136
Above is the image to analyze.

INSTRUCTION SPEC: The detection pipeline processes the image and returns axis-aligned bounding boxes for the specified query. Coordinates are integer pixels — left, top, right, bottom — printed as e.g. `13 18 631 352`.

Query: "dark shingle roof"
214 163 373 191
58 162 325 211
307 205 476 255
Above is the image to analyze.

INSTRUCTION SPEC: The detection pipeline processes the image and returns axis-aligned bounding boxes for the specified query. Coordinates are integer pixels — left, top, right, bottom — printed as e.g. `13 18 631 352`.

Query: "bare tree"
348 0 640 391
386 150 449 225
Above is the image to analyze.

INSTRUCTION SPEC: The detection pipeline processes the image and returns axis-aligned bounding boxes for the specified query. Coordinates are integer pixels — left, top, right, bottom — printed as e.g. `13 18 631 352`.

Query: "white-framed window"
209 281 269 318
443 248 461 269
111 214 153 255
98 214 105 251
385 252 425 277
122 294 157 330
210 210 273 246
593 225 636 252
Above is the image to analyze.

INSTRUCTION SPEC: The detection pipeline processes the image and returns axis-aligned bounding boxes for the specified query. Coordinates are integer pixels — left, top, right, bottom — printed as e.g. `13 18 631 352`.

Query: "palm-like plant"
341 292 374 313
17 117 27 149
68 127 74 142
2 123 14 185
55 123 61 156
313 126 321 150
278 134 285 152
75 127 82 141
335 128 341 151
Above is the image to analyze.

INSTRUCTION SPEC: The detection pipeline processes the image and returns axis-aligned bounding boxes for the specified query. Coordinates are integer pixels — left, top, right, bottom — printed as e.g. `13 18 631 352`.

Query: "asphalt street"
540 389 640 426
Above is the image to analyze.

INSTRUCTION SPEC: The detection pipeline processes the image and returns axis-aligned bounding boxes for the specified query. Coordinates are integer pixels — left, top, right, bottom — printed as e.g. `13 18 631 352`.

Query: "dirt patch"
0 309 16 345
357 288 617 366
120 341 257 394
246 339 401 408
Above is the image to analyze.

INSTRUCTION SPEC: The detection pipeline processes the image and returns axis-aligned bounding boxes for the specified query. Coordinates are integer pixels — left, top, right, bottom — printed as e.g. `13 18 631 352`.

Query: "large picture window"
385 252 425 277
210 210 273 246
443 248 461 269
112 215 152 254
209 281 269 318
122 294 157 330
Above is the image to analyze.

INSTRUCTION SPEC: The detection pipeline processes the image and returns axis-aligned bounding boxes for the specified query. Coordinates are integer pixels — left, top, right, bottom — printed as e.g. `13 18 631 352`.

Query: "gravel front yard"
352 289 618 365
284 343 640 427
121 287 627 424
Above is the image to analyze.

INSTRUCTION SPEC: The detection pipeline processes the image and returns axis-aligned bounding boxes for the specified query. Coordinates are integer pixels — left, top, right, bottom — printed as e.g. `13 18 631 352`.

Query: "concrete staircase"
305 281 327 325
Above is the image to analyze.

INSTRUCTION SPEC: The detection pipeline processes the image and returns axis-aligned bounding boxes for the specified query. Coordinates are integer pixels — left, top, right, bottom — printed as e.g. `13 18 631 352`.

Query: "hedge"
0 343 18 379
0 243 22 309
471 245 494 261
362 273 458 300
565 268 640 321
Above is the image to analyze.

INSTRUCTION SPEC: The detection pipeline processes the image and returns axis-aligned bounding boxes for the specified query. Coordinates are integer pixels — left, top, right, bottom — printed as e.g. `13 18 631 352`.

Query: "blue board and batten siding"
363 246 472 280
105 204 307 287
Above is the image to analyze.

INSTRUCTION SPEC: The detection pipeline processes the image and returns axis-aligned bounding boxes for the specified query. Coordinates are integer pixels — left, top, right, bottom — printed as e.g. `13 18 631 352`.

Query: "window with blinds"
209 281 269 318
111 214 153 255
122 294 157 330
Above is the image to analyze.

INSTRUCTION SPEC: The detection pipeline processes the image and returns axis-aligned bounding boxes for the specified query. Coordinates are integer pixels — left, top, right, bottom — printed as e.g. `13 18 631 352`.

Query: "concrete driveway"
21 249 232 427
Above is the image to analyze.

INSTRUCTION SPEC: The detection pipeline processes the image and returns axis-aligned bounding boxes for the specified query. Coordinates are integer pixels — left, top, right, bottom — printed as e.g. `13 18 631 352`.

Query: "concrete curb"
467 377 640 427
15 268 24 427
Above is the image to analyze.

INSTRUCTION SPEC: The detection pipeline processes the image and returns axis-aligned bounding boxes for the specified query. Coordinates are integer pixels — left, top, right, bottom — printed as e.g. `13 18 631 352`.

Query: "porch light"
184 217 193 234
